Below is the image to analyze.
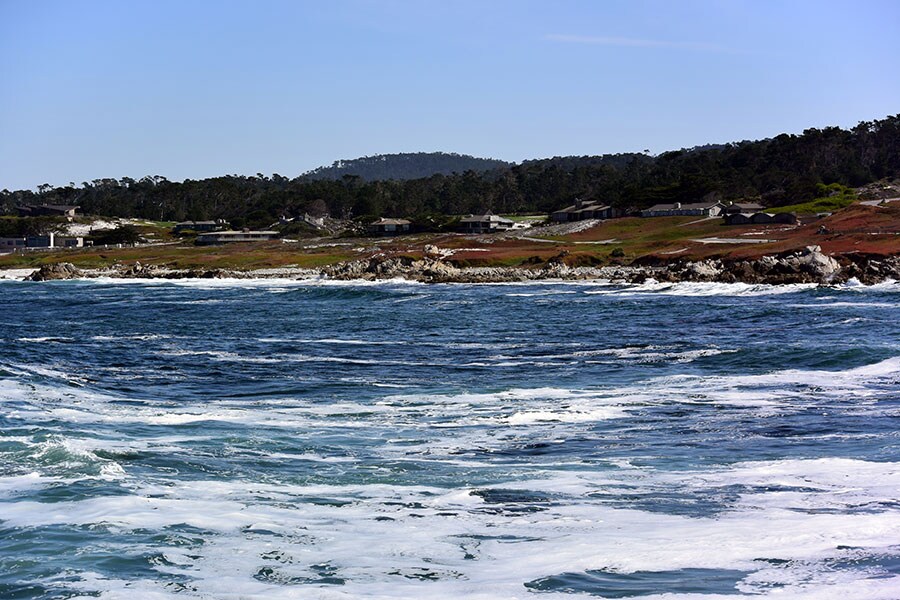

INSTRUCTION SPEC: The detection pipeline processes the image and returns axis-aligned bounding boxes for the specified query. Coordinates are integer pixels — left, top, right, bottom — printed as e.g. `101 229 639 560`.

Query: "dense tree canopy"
2 116 898 224
300 152 511 181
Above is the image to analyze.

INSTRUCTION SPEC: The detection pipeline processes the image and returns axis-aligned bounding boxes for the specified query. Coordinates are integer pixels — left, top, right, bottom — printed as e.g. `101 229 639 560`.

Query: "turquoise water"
1 278 899 599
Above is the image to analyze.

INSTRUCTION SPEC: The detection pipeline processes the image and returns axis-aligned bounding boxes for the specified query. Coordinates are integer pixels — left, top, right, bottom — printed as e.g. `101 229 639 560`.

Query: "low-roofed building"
551 198 622 222
173 220 223 234
458 213 515 234
25 234 56 248
723 213 754 225
751 212 797 224
776 213 798 224
57 236 85 248
0 237 27 253
723 212 798 225
641 201 724 218
195 230 280 245
2 234 85 250
368 218 411 236
724 202 765 214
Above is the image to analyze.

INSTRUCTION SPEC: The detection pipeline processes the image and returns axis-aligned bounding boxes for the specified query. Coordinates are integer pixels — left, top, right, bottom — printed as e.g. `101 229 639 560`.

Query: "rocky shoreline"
20 246 900 285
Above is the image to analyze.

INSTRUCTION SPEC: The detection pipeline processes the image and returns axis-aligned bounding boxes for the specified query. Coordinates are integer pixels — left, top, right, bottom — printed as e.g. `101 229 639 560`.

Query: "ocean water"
1 277 899 599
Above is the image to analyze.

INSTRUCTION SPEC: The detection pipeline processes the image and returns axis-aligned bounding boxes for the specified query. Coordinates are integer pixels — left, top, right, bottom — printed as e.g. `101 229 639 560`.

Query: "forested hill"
2 115 899 226
301 152 512 181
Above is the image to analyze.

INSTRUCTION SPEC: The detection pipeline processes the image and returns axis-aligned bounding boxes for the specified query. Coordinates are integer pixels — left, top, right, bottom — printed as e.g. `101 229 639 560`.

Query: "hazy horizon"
2 0 898 191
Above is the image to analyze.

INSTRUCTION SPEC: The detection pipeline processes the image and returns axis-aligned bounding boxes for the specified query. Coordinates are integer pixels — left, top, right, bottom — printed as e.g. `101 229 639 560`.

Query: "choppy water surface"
1 278 899 599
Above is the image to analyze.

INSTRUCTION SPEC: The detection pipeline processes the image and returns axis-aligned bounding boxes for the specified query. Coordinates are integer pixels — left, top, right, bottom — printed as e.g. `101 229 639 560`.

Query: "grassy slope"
767 197 855 215
446 204 900 266
0 241 353 270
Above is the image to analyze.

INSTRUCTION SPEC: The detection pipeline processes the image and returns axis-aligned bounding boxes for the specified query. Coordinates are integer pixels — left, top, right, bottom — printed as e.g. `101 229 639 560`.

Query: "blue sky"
1 0 898 190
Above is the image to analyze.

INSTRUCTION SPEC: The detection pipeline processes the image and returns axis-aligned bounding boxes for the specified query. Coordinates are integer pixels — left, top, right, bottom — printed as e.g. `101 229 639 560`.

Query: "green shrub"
769 183 856 214
90 225 143 245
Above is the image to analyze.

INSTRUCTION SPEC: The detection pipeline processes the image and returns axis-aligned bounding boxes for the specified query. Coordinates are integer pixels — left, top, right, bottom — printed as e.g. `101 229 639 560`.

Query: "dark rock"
26 263 81 281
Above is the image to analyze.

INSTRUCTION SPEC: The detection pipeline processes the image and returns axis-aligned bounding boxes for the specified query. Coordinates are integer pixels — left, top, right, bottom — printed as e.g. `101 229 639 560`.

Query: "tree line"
2 115 898 228
300 152 511 181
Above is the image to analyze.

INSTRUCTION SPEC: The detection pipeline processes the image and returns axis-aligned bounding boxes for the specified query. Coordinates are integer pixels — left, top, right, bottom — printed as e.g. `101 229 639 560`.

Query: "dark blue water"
1 278 898 599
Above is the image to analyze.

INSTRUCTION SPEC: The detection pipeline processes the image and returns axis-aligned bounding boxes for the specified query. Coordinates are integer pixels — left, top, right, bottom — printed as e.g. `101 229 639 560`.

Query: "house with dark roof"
0 237 26 253
723 213 753 225
752 212 797 225
0 234 84 251
641 201 724 218
195 230 280 245
173 220 224 234
368 218 411 236
723 202 765 215
25 234 57 248
723 212 797 225
458 213 515 233
551 198 622 222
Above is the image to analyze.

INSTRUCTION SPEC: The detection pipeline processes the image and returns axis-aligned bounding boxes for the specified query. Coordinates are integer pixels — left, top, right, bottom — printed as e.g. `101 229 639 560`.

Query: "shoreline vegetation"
14 245 900 285
5 198 900 286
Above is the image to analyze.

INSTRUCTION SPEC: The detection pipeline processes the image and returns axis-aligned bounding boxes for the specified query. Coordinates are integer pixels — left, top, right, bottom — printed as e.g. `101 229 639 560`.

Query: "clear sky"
1 0 898 190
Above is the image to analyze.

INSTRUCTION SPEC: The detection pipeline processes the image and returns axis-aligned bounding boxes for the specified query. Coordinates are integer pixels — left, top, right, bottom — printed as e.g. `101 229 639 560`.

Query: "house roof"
555 203 611 214
731 202 765 210
199 230 279 236
370 218 411 226
460 213 514 224
644 202 723 211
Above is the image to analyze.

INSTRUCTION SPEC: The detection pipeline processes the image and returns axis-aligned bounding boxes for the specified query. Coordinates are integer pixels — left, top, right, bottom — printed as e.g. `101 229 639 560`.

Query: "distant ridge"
300 152 511 181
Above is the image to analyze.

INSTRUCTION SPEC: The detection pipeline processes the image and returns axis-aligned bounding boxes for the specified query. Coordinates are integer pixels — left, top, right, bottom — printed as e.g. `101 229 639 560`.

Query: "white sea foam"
257 337 407 345
489 278 899 298
583 281 820 297
633 355 900 411
4 352 899 598
4 460 897 599
156 348 283 363
155 347 433 367
0 268 37 280
690 458 900 511
471 345 735 366
0 472 63 497
506 407 629 424
90 334 172 341
82 276 315 288
6 363 90 385
840 278 899 292
789 301 897 308
10 274 900 301
298 276 426 287
5 354 896 435
505 290 579 297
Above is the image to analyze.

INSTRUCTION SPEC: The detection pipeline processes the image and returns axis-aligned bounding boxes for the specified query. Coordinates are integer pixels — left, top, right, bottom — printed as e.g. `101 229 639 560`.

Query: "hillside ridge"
300 152 511 181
